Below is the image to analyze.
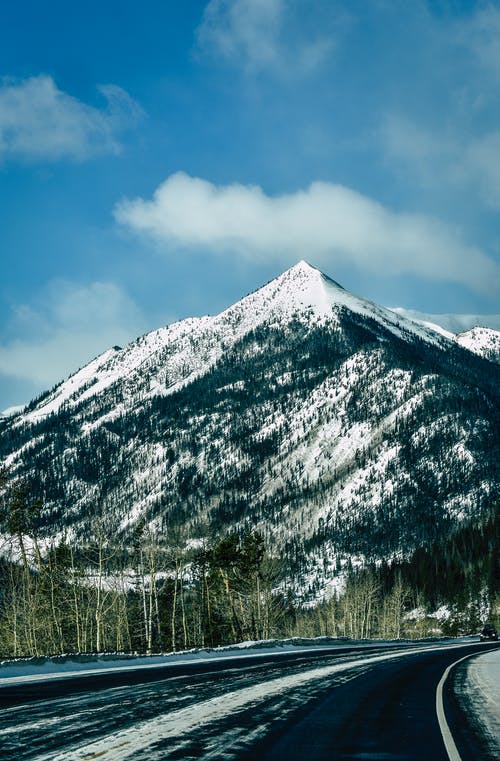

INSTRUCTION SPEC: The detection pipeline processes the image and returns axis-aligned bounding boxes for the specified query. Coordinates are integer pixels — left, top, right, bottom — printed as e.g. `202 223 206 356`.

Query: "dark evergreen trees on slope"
1 308 499 598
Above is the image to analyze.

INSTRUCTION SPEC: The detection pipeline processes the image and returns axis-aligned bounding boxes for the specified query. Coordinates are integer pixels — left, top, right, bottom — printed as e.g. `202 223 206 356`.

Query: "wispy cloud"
0 281 146 386
382 116 500 210
114 172 500 296
0 76 143 162
457 4 500 83
380 5 500 210
196 0 336 76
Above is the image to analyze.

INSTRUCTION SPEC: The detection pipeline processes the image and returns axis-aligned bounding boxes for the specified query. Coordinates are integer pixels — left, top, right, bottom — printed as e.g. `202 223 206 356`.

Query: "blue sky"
1 0 500 410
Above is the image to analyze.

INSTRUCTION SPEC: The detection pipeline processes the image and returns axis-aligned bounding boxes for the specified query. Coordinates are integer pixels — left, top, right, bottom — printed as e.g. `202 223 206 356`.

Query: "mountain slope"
1 262 499 597
455 326 500 363
388 307 500 363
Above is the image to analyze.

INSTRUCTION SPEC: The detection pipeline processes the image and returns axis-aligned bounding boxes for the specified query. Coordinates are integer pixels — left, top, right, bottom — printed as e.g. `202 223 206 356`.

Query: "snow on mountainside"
0 405 25 419
389 307 500 363
19 262 452 426
455 326 500 363
1 262 499 598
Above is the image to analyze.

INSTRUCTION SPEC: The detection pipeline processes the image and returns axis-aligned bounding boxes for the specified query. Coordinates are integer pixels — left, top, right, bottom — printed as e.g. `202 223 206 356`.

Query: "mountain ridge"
1 262 499 598
13 261 469 426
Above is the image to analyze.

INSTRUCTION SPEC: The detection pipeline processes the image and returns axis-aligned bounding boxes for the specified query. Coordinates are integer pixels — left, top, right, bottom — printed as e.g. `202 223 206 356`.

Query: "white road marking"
435 648 493 761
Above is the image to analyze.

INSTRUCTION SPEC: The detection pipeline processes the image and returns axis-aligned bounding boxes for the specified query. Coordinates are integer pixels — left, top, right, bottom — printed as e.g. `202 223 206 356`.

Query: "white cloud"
199 0 283 70
0 282 146 386
0 405 25 418
114 172 500 296
0 76 142 162
197 0 335 75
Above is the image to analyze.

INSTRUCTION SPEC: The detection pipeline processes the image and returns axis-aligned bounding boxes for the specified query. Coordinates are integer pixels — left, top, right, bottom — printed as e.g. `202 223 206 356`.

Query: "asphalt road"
0 641 497 760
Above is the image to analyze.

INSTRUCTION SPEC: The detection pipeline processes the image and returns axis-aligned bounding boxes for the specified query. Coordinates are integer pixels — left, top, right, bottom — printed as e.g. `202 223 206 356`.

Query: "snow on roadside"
464 647 500 756
0 636 475 687
0 639 359 685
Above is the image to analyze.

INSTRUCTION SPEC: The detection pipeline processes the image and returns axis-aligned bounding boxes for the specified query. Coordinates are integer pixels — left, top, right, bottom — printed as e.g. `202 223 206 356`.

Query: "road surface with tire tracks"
0 640 497 760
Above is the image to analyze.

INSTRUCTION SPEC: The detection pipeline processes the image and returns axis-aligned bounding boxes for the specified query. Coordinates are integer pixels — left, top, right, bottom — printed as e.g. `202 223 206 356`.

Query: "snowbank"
464 647 500 757
0 636 461 686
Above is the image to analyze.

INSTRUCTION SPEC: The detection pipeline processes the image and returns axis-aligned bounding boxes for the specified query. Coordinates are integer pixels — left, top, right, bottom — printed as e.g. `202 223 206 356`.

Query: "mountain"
1 262 499 598
455 326 500 363
0 405 25 419
388 307 500 363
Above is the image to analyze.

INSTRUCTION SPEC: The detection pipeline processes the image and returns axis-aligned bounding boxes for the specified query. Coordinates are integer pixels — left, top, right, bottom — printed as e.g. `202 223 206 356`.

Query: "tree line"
0 472 497 657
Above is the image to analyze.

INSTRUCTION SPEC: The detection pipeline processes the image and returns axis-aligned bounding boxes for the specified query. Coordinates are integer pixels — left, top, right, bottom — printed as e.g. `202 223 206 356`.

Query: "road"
0 641 497 760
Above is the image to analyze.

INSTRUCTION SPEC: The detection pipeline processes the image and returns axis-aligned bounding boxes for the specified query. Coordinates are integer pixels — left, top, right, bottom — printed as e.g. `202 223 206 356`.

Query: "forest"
0 470 497 658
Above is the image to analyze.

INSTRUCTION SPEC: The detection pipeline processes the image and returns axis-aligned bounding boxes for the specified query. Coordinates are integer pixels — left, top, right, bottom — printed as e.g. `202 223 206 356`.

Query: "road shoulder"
449 645 500 761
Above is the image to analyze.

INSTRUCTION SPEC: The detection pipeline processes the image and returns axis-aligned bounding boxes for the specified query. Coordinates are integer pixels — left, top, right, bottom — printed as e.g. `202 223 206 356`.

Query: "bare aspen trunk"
49 561 64 653
205 575 212 646
256 575 262 640
140 550 148 650
180 558 188 650
32 536 43 574
154 583 162 650
220 569 237 642
17 531 39 654
147 576 154 653
70 547 82 653
95 553 103 652
171 563 178 652
119 569 132 652
199 567 205 648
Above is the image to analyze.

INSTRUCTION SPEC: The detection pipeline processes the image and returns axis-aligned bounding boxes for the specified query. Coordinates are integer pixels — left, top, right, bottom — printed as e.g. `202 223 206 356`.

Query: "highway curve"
0 641 497 760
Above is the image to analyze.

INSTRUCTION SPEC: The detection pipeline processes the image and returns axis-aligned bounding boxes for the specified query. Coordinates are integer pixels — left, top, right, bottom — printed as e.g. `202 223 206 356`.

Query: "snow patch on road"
35 646 459 761
28 643 480 761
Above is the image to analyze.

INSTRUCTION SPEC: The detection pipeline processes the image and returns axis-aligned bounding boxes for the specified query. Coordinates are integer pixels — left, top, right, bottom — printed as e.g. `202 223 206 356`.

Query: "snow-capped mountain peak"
17 262 457 426
455 326 500 362
219 260 451 345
